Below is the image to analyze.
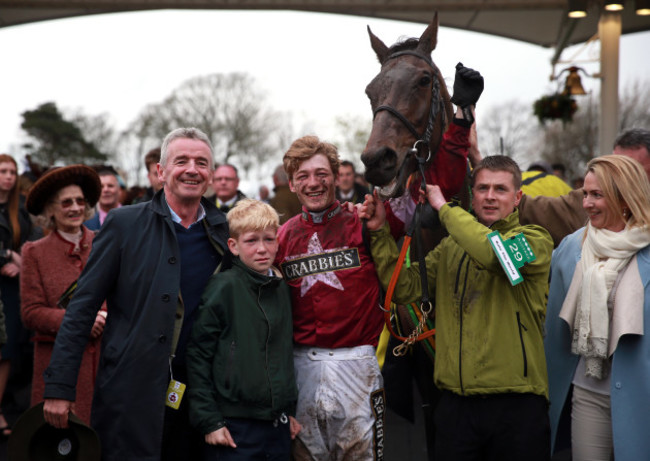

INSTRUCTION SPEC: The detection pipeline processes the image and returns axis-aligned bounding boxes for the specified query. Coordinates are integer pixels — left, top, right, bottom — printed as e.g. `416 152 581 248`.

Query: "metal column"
598 11 621 156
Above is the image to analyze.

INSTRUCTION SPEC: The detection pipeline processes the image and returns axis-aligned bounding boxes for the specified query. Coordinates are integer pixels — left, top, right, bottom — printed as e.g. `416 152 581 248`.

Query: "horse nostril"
362 147 398 186
361 150 375 169
376 147 397 172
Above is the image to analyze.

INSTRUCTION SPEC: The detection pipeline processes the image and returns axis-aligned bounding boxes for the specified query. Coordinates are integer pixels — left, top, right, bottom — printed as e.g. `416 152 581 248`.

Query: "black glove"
450 62 484 108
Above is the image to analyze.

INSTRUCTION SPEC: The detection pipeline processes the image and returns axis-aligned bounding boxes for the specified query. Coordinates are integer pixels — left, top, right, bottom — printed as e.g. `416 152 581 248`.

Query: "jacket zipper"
455 253 469 394
258 283 275 410
516 312 528 377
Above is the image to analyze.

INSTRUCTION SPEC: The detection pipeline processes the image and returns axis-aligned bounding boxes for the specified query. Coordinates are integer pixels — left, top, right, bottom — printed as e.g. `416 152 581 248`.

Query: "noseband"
372 50 446 160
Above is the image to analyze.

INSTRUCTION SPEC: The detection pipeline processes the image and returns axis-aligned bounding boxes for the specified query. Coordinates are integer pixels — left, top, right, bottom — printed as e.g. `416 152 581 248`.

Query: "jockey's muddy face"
289 154 337 213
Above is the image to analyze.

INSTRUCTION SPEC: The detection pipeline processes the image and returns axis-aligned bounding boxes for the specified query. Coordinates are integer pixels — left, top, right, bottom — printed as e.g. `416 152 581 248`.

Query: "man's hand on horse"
419 185 447 211
450 62 484 109
360 191 386 231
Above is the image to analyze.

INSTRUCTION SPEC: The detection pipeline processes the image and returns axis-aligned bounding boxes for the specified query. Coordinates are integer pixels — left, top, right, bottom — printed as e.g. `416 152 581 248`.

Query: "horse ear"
368 25 390 64
417 12 439 54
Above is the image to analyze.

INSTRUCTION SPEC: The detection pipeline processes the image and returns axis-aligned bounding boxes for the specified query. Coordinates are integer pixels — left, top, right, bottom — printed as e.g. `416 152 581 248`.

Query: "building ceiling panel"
0 1 649 48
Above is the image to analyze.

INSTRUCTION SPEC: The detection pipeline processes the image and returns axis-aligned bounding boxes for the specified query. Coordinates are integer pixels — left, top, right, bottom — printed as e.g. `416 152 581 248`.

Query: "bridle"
372 50 447 356
372 50 447 162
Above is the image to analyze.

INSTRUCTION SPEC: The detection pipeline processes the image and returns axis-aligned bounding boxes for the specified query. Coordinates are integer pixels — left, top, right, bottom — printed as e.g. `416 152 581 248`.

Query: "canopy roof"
2 1 648 155
2 1 650 50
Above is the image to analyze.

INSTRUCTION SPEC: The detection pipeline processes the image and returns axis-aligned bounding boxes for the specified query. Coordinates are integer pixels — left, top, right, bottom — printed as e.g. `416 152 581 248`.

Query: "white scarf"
565 223 650 378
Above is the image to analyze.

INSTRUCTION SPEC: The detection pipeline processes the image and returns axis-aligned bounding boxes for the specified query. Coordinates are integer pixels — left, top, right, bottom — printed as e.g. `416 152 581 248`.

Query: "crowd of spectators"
0 126 649 461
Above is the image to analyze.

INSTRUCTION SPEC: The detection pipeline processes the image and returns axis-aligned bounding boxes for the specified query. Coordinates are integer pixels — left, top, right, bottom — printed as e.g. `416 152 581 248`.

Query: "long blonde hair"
586 155 650 229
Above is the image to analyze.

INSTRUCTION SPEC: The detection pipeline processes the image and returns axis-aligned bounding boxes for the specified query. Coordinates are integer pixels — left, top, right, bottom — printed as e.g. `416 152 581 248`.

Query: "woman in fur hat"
20 165 105 424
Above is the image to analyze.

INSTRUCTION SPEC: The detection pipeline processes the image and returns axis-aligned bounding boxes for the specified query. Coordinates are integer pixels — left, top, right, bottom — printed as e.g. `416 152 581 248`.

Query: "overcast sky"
1 9 649 189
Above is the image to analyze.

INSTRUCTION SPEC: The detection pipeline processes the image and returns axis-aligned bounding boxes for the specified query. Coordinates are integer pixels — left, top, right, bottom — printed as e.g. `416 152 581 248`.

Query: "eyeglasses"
54 197 86 208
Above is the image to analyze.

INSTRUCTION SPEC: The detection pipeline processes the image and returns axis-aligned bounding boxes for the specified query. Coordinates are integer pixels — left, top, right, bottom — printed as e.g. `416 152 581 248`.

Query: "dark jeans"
203 417 291 461
434 391 550 461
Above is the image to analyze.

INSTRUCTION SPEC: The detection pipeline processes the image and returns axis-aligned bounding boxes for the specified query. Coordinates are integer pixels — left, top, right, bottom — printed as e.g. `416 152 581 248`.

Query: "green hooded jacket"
371 204 552 399
186 258 297 435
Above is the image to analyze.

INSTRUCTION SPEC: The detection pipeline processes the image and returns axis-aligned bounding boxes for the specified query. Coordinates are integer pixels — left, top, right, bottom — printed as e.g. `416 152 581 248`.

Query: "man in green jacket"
364 155 553 461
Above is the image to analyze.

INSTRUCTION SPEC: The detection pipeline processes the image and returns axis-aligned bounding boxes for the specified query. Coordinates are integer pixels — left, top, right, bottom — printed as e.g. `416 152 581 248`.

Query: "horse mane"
387 37 420 55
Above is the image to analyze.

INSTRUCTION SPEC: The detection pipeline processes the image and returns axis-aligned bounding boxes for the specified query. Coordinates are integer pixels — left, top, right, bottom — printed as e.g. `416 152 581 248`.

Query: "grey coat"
43 190 229 461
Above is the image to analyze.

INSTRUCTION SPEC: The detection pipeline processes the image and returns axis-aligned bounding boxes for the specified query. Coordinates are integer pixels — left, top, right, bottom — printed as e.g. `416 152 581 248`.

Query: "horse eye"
419 76 432 87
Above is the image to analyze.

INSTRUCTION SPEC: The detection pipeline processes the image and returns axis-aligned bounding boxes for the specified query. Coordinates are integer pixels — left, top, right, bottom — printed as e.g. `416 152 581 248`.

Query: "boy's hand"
289 416 302 439
359 191 385 231
205 427 237 447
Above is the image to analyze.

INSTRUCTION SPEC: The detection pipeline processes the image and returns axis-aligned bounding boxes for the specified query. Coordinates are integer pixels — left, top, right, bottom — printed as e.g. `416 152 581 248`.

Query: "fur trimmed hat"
26 165 101 216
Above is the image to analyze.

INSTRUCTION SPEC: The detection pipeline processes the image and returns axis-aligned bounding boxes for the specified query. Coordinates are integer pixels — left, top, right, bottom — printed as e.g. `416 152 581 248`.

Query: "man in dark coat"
41 127 230 461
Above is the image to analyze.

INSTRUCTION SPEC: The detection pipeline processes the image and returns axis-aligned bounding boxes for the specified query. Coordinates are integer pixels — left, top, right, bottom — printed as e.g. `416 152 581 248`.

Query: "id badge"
165 379 186 410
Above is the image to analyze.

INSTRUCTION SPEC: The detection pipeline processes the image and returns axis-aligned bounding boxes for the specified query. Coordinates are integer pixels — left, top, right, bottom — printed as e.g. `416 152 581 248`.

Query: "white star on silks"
300 232 345 297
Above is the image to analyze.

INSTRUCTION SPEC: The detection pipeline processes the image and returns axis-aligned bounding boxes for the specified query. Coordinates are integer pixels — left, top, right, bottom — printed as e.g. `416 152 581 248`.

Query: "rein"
373 50 446 355
382 150 436 356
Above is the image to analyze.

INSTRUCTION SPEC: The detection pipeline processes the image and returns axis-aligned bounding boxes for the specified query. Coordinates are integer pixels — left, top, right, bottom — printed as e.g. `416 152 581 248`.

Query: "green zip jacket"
186 258 297 435
370 204 552 399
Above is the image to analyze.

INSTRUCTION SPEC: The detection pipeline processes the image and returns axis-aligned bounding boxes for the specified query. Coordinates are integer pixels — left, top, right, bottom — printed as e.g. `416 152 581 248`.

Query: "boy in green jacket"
187 199 301 460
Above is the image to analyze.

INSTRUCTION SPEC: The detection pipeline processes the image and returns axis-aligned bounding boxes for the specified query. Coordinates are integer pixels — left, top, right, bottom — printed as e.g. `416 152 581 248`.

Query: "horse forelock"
385 39 434 66
388 37 419 54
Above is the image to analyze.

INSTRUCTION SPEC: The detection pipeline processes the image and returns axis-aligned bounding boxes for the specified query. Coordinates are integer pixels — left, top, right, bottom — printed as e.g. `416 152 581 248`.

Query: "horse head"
362 14 453 199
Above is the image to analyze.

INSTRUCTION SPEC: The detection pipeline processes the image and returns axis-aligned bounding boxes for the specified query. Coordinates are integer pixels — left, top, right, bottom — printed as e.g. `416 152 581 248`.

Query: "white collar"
166 198 206 228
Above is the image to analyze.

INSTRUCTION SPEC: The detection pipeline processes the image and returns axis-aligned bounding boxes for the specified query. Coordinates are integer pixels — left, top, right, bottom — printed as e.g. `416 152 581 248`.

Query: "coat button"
159 335 167 343
162 294 170 302
168 257 177 264
615 382 622 389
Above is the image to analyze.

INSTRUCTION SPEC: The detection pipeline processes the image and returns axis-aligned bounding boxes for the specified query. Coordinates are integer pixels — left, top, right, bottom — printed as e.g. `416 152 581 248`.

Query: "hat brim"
26 165 102 216
8 402 101 461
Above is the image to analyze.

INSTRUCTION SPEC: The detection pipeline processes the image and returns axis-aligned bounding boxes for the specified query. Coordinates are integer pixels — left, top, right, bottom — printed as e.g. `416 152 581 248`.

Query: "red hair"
0 154 21 248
